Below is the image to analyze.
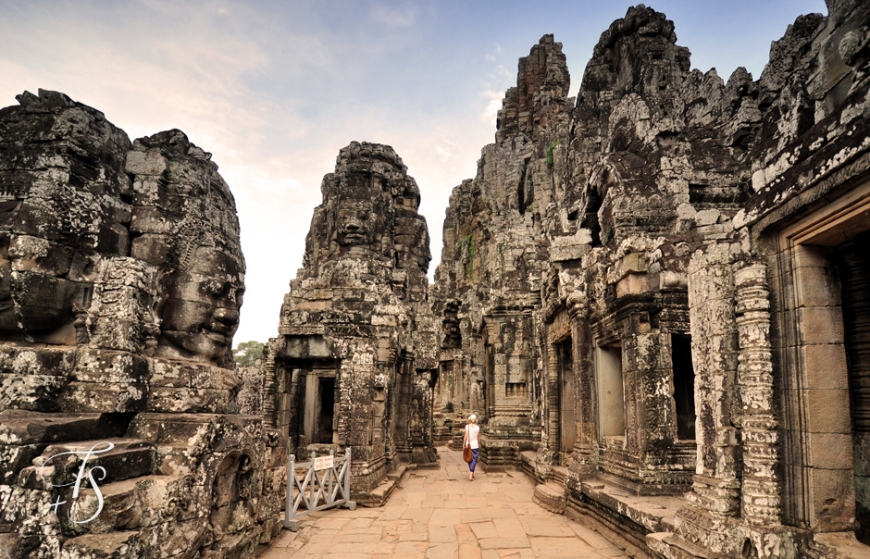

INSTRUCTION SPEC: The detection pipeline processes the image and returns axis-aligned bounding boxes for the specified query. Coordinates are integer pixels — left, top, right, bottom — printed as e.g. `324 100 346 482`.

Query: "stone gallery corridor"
262 448 629 559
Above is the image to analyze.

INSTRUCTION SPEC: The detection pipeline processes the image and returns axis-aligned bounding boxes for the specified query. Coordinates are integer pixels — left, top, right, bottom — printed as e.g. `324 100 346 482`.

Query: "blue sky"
0 0 828 345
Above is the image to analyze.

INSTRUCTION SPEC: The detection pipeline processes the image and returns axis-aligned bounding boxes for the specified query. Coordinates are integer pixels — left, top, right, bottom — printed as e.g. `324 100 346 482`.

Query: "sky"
0 0 828 346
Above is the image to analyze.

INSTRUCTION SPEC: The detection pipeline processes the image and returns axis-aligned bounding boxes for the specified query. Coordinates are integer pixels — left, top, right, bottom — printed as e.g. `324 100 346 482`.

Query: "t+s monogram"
43 441 115 524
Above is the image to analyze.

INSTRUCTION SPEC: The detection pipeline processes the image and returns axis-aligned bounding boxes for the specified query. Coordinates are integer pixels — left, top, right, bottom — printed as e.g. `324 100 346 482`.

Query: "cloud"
481 90 505 124
370 3 418 27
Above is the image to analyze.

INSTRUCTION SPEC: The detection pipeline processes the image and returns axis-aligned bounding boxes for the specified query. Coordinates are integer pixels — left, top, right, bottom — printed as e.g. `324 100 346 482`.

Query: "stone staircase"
359 463 413 507
520 450 536 479
533 482 567 514
0 410 210 557
529 458 569 515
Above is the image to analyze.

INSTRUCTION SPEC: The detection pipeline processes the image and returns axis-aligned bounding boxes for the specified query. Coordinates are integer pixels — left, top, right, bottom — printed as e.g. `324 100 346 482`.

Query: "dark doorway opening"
671 335 696 440
317 377 335 444
837 231 870 545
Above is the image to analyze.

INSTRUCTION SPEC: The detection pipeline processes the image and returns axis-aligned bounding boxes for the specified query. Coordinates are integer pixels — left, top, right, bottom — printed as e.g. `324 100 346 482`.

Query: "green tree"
234 340 265 367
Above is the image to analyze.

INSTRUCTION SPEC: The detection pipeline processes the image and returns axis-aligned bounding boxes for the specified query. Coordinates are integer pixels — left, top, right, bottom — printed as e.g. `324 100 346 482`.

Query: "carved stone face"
159 247 244 362
0 235 81 341
337 200 377 247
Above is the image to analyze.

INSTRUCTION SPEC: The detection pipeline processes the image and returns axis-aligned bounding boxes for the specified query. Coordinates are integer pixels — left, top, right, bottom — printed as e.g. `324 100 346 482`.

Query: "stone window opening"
506 382 526 397
671 334 696 440
595 343 626 442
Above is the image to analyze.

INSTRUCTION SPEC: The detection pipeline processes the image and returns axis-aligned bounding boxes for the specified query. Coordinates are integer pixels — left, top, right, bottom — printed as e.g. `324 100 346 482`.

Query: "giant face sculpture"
337 199 376 247
0 90 132 344
126 128 245 366
158 246 244 363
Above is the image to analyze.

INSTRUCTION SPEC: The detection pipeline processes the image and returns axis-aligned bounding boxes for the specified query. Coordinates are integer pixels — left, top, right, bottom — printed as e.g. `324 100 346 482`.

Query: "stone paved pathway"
262 447 628 559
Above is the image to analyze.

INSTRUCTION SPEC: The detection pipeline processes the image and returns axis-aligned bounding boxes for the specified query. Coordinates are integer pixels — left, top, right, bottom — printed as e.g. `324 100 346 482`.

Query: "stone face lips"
0 90 281 558
268 141 438 503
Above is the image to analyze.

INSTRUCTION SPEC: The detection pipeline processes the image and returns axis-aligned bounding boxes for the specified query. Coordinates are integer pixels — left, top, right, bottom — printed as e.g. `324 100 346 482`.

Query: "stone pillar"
568 292 596 479
261 342 279 427
546 337 560 462
685 245 741 518
734 263 781 526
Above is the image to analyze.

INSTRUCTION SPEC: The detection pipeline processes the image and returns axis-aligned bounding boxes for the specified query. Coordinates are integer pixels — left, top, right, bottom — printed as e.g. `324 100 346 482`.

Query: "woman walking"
463 414 480 481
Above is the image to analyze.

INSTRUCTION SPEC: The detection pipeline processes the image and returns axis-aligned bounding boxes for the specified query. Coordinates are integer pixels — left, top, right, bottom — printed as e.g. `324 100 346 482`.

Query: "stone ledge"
533 482 566 514
577 477 685 534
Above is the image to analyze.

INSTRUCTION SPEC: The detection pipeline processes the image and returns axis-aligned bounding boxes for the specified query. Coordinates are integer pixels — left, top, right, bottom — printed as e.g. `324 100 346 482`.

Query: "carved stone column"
734 263 782 526
676 245 742 554
546 336 560 464
567 291 596 479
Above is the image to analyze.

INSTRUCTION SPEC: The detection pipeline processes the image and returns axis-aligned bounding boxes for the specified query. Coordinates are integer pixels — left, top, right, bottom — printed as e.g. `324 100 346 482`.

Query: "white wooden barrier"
283 447 356 531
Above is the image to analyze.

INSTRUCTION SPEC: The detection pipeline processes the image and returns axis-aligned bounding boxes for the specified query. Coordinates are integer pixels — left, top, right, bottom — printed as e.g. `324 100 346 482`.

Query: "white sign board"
314 455 334 471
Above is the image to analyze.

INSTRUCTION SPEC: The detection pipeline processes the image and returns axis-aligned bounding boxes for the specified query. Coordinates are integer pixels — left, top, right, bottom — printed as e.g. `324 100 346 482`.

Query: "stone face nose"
214 308 239 327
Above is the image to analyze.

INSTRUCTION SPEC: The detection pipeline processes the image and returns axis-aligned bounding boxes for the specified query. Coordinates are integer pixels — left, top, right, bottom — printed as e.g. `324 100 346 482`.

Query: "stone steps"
359 464 413 507
533 482 566 514
550 465 568 487
0 410 129 445
387 463 411 485
520 450 536 479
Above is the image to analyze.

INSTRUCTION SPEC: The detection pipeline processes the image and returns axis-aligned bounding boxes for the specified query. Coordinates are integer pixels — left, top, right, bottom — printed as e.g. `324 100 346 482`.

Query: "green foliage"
456 232 476 282
234 340 264 367
546 141 560 170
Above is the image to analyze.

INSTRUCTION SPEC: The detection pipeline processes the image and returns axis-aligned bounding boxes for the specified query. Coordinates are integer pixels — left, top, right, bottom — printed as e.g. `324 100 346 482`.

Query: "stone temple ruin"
0 90 284 558
430 1 870 557
2 0 870 558
262 141 439 506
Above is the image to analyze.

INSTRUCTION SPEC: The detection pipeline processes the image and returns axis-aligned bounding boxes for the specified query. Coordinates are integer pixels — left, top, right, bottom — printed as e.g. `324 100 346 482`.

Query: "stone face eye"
203 280 222 297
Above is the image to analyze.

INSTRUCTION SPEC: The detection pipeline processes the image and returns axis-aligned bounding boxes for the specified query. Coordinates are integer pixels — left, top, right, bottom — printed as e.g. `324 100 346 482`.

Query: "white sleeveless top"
466 424 480 450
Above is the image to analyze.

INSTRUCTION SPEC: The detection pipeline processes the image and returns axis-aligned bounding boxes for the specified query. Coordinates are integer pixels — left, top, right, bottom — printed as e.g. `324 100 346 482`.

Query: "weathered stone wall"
265 141 438 505
0 90 282 558
433 2 870 558
431 34 570 465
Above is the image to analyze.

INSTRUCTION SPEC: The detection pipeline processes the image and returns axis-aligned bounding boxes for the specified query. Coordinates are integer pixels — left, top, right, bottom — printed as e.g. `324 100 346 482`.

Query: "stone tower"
264 141 438 505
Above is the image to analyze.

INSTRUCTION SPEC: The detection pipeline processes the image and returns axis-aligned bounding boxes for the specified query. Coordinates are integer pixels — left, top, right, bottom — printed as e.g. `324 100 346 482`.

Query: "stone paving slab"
260 448 629 558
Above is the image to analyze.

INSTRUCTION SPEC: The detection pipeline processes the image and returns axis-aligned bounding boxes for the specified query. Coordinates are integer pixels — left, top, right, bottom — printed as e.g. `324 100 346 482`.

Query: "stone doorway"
836 232 870 544
273 354 340 454
776 181 870 538
558 337 576 463
302 370 337 445
671 334 696 441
